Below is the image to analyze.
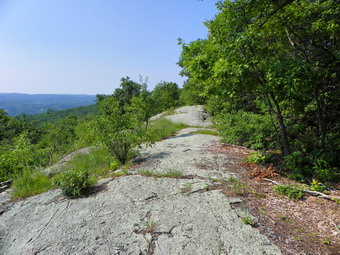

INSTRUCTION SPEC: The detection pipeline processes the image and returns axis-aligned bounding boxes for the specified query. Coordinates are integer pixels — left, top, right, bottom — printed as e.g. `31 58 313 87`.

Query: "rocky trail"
0 127 282 255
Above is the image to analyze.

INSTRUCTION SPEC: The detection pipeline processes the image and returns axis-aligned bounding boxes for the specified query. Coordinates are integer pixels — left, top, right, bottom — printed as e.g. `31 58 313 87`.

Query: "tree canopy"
179 0 339 181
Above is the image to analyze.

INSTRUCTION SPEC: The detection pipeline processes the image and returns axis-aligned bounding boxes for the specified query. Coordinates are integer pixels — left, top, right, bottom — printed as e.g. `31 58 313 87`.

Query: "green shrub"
312 159 337 182
245 151 281 164
309 179 326 192
53 169 95 197
242 216 254 225
214 111 276 150
110 160 120 171
0 134 40 182
284 151 339 183
273 184 303 200
12 169 53 199
284 151 311 182
97 96 147 164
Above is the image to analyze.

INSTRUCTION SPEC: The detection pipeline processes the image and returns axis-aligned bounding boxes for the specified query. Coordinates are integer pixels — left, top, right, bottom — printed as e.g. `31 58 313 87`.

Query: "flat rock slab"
0 128 281 255
150 105 212 127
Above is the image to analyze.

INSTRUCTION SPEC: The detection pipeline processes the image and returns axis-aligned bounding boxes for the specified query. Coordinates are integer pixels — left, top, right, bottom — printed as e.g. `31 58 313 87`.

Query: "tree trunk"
314 88 326 148
268 92 291 156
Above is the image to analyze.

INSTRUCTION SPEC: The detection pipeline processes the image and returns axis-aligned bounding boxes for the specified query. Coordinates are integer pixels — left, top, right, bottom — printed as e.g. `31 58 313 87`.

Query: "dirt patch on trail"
206 143 340 255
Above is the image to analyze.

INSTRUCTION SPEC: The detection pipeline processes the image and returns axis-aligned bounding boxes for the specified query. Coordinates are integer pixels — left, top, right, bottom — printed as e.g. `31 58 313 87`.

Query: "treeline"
0 77 183 182
178 0 339 183
23 104 97 125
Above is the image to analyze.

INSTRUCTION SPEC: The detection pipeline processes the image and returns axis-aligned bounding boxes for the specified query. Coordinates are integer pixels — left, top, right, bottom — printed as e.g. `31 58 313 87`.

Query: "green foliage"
309 179 326 193
53 169 95 197
180 79 207 106
0 133 41 182
97 96 147 164
242 216 254 225
215 111 276 150
74 116 98 148
151 81 181 112
11 169 53 199
130 90 157 131
178 0 340 182
38 115 80 165
147 118 188 142
245 151 279 164
138 169 155 177
190 129 218 136
112 76 143 107
110 160 120 171
24 105 97 125
273 184 303 200
112 169 128 177
284 151 339 183
230 179 248 196
312 159 338 183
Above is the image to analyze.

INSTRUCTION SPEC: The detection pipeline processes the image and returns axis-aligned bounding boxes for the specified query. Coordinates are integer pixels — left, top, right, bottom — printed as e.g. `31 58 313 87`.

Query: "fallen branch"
263 178 340 202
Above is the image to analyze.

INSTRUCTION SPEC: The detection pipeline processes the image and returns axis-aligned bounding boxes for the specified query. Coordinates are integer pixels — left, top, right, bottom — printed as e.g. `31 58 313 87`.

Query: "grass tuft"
138 169 183 178
242 216 254 225
181 183 192 193
147 118 188 142
65 146 115 177
191 129 219 136
12 169 53 199
112 169 129 177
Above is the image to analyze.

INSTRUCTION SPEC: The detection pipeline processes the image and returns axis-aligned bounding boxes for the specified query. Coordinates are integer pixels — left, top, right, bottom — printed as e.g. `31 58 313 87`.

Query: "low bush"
284 150 339 183
214 111 276 150
0 134 46 182
245 151 280 164
309 179 326 192
273 184 303 200
53 169 95 197
12 169 53 199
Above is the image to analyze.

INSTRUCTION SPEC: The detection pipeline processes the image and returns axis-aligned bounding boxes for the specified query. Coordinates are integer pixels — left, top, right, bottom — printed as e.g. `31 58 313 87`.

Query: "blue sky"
0 0 218 95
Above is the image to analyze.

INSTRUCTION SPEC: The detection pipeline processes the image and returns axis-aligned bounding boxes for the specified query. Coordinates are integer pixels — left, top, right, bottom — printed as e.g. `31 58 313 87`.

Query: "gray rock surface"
0 128 281 255
150 105 212 127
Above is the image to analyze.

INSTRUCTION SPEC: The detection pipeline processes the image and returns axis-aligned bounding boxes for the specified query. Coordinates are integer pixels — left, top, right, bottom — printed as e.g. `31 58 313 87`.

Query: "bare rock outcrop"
151 105 212 127
0 128 281 255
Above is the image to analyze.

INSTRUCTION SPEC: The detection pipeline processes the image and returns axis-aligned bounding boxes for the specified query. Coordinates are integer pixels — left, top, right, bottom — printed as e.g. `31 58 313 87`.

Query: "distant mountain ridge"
0 93 97 116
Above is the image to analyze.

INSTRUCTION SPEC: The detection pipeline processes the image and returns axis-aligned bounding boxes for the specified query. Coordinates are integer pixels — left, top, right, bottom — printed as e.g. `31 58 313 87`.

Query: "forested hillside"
24 104 97 125
0 93 96 116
